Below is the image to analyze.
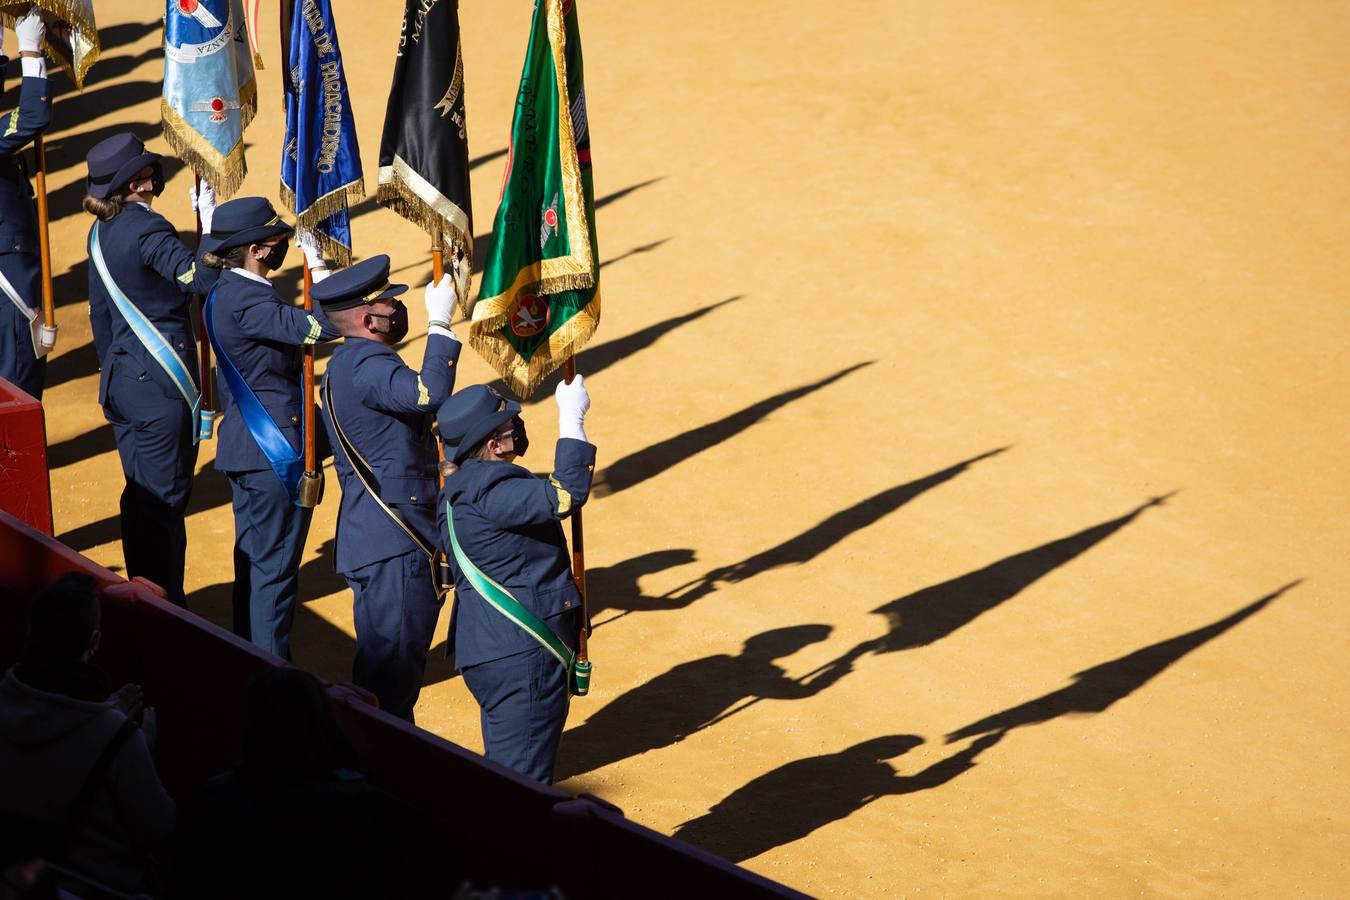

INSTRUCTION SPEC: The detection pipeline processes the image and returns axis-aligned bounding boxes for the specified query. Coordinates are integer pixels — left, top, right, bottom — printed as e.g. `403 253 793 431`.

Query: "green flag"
471 0 598 399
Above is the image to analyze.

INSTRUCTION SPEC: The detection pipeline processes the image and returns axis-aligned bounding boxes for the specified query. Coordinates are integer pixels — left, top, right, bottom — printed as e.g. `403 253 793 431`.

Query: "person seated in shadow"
0 572 174 895
169 666 407 900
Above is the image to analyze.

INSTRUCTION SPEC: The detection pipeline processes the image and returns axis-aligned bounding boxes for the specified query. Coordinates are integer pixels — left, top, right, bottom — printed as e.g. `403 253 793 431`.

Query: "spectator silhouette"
0 572 174 895
674 732 1003 863
557 625 846 780
169 667 407 900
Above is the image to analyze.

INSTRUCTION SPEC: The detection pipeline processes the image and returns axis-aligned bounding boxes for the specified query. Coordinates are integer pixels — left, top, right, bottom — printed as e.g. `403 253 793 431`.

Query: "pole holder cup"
297 469 323 508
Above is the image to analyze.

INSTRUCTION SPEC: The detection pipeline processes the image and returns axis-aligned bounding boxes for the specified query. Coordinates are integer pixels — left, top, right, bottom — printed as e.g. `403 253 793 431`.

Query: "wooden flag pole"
299 265 320 506
33 134 56 346
194 175 215 438
564 357 591 670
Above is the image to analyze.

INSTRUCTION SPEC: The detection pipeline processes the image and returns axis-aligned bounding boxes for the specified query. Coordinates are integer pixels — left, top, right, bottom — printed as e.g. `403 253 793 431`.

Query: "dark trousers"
462 644 571 784
103 362 197 606
345 549 443 722
228 468 312 660
0 251 45 400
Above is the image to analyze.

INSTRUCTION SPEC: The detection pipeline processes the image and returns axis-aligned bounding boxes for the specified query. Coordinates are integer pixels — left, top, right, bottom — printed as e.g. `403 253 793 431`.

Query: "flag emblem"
189 96 242 122
177 0 224 28
540 194 560 250
510 295 551 337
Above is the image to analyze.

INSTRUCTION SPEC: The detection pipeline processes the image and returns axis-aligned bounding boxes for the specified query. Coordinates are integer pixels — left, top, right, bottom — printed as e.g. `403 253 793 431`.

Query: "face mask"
150 162 165 197
509 415 529 457
257 241 288 272
370 302 410 343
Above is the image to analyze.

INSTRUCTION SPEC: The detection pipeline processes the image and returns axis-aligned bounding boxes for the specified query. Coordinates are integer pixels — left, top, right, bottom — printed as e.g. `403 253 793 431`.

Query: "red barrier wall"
0 378 53 536
0 512 804 899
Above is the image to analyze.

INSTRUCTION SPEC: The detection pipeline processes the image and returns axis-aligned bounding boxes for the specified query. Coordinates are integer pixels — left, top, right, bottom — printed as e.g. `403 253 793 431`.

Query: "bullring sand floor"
31 1 1349 895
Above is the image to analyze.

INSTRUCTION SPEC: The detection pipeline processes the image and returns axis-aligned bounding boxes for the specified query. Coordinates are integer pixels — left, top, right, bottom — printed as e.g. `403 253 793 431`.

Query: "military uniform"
437 384 596 783
85 134 218 607
315 256 460 720
0 54 52 399
203 197 340 658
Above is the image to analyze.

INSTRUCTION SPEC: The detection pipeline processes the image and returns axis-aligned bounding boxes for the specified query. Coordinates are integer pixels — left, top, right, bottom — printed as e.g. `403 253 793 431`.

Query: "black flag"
377 0 473 263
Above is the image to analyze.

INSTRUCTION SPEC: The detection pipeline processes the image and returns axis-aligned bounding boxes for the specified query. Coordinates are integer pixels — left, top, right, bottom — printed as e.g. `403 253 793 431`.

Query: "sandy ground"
23 0 1350 896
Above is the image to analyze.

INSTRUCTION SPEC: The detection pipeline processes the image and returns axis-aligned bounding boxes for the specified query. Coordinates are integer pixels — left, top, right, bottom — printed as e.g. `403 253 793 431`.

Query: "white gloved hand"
296 228 330 282
15 9 45 53
189 180 216 233
424 275 457 340
555 373 590 442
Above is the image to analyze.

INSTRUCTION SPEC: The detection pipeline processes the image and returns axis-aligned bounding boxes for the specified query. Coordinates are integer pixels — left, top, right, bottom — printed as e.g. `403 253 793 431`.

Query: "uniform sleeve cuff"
21 57 47 79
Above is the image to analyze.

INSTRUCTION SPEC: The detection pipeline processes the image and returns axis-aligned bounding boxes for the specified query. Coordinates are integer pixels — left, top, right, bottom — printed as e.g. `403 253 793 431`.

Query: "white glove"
189 180 216 233
555 373 590 442
15 9 44 53
295 228 330 282
423 275 457 340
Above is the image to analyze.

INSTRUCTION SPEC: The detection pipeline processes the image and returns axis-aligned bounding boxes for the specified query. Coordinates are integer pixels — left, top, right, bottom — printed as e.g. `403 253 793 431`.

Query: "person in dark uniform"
314 254 460 720
435 375 594 783
200 197 339 659
0 11 53 399
84 133 218 607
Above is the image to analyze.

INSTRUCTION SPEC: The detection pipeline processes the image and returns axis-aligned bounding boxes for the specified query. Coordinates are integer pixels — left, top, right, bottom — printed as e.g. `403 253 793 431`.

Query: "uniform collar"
230 268 272 286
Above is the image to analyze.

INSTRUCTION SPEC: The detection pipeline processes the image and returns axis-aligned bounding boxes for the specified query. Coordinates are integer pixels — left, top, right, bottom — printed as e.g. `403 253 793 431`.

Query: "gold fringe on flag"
377 157 473 287
279 178 366 267
1 0 100 89
469 289 601 399
159 78 257 200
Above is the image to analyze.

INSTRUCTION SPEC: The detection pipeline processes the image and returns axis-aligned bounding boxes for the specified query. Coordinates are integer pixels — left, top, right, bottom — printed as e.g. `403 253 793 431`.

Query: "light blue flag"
281 0 364 266
161 0 257 198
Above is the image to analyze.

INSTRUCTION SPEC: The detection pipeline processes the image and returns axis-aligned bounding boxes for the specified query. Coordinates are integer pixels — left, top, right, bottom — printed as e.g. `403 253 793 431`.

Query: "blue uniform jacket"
439 438 597 669
0 75 51 261
87 205 219 406
322 334 462 573
210 269 339 473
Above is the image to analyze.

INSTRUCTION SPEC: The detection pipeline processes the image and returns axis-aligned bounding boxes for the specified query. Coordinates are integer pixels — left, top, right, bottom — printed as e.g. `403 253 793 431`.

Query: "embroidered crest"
510 295 550 338
189 95 242 123
539 193 559 250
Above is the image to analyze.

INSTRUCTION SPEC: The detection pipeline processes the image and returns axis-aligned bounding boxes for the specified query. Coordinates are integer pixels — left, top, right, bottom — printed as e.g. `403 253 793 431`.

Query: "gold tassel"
161 101 249 199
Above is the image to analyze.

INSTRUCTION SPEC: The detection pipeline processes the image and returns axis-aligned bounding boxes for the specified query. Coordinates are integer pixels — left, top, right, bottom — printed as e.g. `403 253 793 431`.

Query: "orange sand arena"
27 1 1350 895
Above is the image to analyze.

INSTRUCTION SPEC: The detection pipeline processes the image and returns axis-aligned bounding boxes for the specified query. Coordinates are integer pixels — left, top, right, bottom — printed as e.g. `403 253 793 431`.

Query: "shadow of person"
593 361 875 498
555 624 845 780
946 581 1301 744
650 447 1010 613
585 548 697 621
804 495 1177 681
673 731 1004 863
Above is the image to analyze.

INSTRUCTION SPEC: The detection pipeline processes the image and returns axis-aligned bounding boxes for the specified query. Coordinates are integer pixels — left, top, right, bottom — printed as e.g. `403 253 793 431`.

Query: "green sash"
445 502 574 670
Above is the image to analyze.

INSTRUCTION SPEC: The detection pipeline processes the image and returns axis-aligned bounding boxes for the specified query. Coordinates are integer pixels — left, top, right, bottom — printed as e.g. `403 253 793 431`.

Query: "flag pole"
194 174 215 439
301 264 318 498
32 134 56 350
279 0 319 507
564 357 591 677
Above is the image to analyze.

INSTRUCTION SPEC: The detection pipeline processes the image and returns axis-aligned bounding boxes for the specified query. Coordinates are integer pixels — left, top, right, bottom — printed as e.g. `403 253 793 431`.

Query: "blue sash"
89 224 202 444
203 283 305 505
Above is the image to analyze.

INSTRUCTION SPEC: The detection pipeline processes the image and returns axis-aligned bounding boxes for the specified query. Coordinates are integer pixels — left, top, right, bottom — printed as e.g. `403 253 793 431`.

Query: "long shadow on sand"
591 361 874 499
592 447 1009 627
556 624 849 781
672 583 1295 863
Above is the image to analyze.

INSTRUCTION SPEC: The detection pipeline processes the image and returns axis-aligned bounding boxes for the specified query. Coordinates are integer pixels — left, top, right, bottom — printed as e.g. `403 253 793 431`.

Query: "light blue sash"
203 284 305 505
89 224 202 444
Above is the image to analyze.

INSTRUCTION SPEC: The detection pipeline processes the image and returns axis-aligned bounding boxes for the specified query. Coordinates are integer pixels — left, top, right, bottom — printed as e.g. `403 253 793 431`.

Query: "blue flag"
281 0 364 266
161 0 257 199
